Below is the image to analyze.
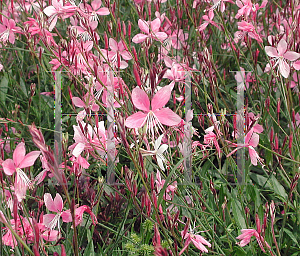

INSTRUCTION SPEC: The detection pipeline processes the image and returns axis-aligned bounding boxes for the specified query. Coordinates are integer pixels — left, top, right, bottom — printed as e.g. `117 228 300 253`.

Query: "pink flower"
69 121 106 157
227 128 262 166
43 0 77 31
265 38 300 78
132 18 168 43
125 83 182 136
109 38 132 61
203 126 222 158
1 142 40 201
179 230 211 255
0 215 34 248
237 21 262 43
236 229 270 252
79 0 110 21
235 0 267 19
61 205 97 227
209 0 233 13
155 170 177 200
197 10 220 32
43 193 65 230
0 17 22 44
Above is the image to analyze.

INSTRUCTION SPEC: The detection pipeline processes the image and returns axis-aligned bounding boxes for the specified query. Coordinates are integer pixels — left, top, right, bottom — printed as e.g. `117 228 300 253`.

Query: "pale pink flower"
0 215 34 248
140 135 169 171
167 29 188 49
163 57 186 82
43 0 77 31
203 126 222 158
69 121 106 157
265 38 300 78
209 0 233 12
132 18 168 43
109 38 132 61
37 221 59 241
0 17 22 44
227 128 262 166
125 83 182 136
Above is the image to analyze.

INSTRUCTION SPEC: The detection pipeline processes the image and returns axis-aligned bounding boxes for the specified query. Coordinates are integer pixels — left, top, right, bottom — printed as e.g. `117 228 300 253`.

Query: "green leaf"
20 78 28 97
0 75 9 102
232 199 246 229
250 173 288 200
83 229 95 256
284 228 299 246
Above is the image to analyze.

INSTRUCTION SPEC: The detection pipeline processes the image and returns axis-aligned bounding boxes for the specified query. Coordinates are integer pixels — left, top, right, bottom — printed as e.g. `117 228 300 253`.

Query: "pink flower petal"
72 142 86 157
138 19 149 34
283 51 300 61
109 38 118 51
53 193 63 212
96 7 110 15
265 46 279 58
18 151 40 169
61 210 72 222
151 83 174 110
44 193 62 212
132 87 150 111
2 159 16 175
153 32 168 41
13 142 26 167
293 60 300 70
248 146 258 165
277 39 287 56
132 33 148 43
44 6 56 16
8 32 16 44
279 59 290 78
150 18 161 32
125 112 147 128
91 0 102 11
155 108 181 126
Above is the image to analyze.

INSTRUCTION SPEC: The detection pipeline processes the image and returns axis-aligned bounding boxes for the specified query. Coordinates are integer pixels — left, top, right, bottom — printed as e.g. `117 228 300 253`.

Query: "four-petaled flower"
1 142 40 201
0 17 22 44
140 135 169 171
179 229 211 255
265 38 300 78
226 128 262 166
132 18 168 43
125 83 182 137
